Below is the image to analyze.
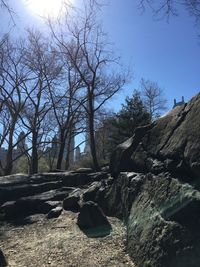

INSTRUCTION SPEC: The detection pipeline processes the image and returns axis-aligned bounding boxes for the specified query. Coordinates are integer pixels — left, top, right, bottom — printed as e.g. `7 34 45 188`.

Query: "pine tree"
105 90 151 156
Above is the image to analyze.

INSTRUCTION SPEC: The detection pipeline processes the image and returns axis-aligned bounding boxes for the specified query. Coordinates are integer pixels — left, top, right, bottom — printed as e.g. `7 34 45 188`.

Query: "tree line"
0 1 128 175
0 0 167 176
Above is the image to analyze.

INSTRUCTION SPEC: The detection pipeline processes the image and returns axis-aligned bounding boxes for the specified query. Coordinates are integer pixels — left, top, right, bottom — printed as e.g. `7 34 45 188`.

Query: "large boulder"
106 93 200 267
110 93 200 181
127 173 200 267
77 201 112 237
110 124 154 177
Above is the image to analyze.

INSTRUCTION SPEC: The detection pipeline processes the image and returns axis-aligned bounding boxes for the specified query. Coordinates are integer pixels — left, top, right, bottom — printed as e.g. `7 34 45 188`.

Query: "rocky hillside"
110 92 200 181
1 93 200 267
108 92 200 267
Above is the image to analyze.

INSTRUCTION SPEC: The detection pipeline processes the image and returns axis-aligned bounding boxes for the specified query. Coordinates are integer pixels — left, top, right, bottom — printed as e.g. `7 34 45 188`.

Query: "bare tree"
138 0 200 22
48 63 84 170
0 35 29 175
19 30 61 174
1 0 10 9
48 0 127 170
140 78 167 119
0 0 15 25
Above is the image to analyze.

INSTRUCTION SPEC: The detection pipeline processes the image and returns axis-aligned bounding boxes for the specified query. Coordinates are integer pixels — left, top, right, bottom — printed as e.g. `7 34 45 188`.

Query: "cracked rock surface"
110 93 200 181
108 93 200 267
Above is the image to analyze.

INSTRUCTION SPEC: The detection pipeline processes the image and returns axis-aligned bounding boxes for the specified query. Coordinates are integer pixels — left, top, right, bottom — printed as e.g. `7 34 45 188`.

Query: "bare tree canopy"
1 0 9 10
0 0 128 174
138 0 200 22
140 78 167 119
0 0 15 24
48 0 127 170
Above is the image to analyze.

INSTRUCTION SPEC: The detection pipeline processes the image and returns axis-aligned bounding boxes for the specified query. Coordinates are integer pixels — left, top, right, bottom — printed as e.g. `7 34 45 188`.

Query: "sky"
1 0 200 112
101 1 200 110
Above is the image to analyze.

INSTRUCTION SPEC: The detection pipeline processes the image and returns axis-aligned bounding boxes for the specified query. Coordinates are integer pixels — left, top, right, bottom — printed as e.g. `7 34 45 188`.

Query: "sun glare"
26 0 66 18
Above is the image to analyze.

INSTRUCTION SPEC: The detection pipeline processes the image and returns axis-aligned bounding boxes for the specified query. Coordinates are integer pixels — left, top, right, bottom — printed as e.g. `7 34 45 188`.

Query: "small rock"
47 207 63 219
82 182 101 202
63 189 82 212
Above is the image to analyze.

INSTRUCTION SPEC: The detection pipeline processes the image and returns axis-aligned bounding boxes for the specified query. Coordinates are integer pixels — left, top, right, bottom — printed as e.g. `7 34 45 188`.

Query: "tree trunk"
88 101 100 171
4 126 15 176
64 134 72 170
56 130 65 170
30 133 38 174
4 149 13 176
65 152 70 170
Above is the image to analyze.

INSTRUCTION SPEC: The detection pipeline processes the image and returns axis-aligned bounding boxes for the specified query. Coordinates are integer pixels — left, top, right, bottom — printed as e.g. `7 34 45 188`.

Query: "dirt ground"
0 211 136 267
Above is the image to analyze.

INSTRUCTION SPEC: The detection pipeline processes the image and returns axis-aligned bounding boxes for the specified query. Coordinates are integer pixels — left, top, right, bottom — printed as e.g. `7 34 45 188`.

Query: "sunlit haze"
25 0 66 18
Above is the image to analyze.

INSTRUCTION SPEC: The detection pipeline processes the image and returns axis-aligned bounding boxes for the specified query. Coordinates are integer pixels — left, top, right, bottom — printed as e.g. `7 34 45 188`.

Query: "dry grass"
0 211 136 267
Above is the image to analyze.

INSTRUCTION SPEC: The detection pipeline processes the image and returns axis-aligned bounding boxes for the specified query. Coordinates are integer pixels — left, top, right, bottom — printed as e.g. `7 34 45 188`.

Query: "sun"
26 0 66 18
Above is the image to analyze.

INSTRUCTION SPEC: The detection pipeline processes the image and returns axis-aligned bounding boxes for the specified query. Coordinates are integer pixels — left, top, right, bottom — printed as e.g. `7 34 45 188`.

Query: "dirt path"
0 211 135 267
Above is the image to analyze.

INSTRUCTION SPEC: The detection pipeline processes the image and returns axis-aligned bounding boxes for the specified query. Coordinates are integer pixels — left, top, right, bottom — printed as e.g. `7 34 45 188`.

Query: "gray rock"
0 169 111 222
0 249 7 267
47 206 63 219
63 189 82 212
0 199 54 220
110 124 154 177
110 93 200 180
101 172 144 219
77 201 112 237
127 173 200 267
0 181 63 205
71 168 94 173
83 182 101 202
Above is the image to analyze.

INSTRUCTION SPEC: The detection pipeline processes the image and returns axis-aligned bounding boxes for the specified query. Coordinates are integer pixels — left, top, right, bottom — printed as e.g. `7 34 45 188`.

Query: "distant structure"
51 135 58 154
0 131 27 162
173 96 185 108
64 134 75 166
17 131 27 151
84 133 91 155
75 146 81 162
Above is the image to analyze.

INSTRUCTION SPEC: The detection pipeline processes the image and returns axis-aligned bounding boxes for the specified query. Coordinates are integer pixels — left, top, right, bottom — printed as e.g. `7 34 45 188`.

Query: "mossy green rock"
127 174 200 267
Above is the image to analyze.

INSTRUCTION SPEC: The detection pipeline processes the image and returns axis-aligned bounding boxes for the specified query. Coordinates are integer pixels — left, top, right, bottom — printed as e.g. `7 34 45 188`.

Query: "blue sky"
101 1 200 110
1 0 200 112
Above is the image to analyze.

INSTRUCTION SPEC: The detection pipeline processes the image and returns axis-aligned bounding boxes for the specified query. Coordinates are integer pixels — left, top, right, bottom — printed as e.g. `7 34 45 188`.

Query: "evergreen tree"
105 90 151 156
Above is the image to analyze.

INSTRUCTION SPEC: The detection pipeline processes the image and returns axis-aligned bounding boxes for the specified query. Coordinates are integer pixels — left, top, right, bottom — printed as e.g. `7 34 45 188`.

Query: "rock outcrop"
1 93 200 267
127 173 200 267
108 93 200 267
110 93 200 182
0 171 109 221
